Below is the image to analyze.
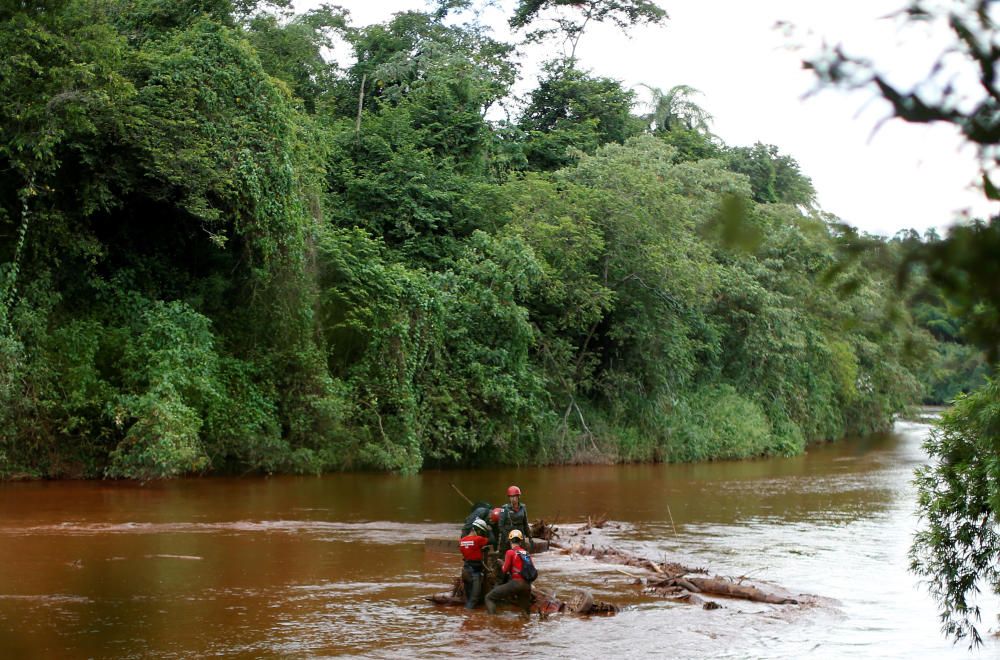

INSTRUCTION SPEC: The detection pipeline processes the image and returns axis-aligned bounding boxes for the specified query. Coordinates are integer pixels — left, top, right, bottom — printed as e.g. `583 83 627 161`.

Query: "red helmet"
490 507 502 523
506 485 521 497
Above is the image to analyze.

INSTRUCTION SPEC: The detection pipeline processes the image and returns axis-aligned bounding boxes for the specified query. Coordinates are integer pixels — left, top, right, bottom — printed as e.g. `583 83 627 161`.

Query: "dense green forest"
0 0 973 480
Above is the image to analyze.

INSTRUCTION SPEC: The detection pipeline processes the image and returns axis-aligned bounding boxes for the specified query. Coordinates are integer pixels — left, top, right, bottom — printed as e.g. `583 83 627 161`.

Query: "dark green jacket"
461 504 497 547
499 503 532 552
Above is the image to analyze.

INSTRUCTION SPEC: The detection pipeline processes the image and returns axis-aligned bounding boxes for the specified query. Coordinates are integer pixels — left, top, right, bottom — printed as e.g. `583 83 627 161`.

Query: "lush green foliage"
0 0 928 481
807 0 1000 645
911 379 1000 647
517 60 643 170
726 143 815 207
889 230 988 404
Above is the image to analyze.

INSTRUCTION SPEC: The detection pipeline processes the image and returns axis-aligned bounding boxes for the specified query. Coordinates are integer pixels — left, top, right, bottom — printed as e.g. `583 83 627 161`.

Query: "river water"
0 417 997 658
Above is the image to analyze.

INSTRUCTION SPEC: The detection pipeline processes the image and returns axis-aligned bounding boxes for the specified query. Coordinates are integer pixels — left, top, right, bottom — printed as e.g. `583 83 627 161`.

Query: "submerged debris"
530 519 559 541
552 540 700 578
426 585 619 616
553 520 818 609
580 514 609 531
428 517 819 618
647 576 800 605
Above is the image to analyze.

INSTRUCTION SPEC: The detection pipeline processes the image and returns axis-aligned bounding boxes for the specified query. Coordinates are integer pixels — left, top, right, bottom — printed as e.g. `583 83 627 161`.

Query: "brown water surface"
0 418 997 658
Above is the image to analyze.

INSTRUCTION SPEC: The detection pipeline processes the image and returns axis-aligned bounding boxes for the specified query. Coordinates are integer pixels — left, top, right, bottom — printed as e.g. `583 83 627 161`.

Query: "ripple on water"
0 420 997 659
0 520 460 544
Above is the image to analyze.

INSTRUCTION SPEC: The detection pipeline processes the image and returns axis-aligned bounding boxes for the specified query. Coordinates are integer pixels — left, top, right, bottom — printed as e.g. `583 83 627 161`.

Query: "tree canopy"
510 0 666 58
0 0 941 488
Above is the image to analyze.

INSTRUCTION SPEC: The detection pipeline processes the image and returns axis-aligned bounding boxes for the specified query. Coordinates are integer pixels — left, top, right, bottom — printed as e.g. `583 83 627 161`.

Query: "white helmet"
472 518 489 533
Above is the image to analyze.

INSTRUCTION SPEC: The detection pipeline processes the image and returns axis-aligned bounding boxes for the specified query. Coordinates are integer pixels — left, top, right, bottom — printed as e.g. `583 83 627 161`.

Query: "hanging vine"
0 174 34 334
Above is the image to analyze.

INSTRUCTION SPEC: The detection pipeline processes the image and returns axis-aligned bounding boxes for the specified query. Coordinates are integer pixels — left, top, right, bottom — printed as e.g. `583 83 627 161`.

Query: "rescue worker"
485 507 505 580
460 501 492 536
461 501 496 549
498 485 533 553
485 529 532 615
488 507 503 544
458 518 492 609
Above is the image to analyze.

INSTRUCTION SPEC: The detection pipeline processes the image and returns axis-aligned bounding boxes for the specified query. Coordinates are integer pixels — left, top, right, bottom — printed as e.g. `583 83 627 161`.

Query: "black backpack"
518 551 538 583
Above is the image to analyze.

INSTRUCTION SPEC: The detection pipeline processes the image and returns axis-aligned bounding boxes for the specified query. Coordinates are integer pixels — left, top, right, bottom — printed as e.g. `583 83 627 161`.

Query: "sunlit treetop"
508 0 667 58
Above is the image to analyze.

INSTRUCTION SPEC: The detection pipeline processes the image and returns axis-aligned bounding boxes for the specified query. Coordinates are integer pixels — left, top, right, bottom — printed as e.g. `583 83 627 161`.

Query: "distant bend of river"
0 415 997 658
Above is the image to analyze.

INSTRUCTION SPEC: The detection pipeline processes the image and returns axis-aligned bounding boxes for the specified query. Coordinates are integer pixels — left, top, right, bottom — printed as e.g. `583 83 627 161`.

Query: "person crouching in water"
485 529 531 615
458 518 492 609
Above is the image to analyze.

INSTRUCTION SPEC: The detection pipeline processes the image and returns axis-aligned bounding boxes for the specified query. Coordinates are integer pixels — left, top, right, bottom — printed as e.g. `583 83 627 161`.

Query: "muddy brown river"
0 417 997 658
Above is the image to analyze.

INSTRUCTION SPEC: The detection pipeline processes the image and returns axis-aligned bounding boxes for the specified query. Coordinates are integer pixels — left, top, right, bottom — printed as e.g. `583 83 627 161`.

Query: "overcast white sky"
295 0 997 236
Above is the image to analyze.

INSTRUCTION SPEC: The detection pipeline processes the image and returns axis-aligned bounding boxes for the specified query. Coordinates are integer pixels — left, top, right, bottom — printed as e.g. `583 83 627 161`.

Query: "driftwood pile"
428 517 815 616
425 577 618 615
536 587 620 616
553 539 700 579
530 519 558 541
553 523 810 610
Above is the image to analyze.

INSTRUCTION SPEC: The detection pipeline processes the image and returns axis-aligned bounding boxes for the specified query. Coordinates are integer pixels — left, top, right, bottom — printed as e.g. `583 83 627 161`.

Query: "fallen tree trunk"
684 577 799 605
425 583 618 616
645 576 798 605
552 533 805 607
657 590 722 609
550 540 700 578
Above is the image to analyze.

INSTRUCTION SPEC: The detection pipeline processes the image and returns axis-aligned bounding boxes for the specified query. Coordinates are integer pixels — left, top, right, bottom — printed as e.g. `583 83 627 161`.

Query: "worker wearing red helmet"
489 506 502 534
498 485 533 554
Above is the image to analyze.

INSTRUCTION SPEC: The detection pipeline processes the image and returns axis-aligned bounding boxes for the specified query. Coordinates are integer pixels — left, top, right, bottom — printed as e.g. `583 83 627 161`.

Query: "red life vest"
459 534 489 561
502 548 526 580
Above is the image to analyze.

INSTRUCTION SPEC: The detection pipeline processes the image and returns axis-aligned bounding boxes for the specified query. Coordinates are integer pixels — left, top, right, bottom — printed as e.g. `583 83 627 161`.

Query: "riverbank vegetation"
805 0 1000 646
0 0 967 480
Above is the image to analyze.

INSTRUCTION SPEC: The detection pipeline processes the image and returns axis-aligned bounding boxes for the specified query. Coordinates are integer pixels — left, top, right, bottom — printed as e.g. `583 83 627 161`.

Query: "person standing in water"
497 485 533 554
458 518 492 609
